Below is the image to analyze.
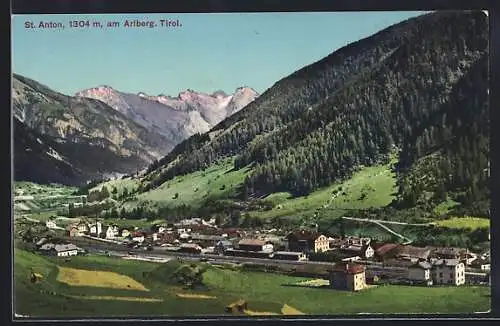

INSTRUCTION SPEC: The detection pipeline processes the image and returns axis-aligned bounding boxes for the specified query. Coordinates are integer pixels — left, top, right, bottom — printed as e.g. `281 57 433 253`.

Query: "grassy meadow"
117 159 251 211
434 216 490 231
15 249 490 318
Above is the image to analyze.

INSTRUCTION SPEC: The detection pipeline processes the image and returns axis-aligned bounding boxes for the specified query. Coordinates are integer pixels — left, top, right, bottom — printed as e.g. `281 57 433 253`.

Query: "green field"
247 158 398 222
15 249 490 317
14 181 77 197
14 182 79 216
119 158 251 211
90 178 141 198
109 154 396 223
434 216 490 231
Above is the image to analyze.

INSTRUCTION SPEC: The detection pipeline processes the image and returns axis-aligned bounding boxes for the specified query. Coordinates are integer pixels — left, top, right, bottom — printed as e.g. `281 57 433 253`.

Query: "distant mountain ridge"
12 74 173 185
75 85 259 143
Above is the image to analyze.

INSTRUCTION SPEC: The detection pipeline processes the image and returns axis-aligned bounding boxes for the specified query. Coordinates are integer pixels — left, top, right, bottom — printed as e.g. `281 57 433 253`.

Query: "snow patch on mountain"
75 86 259 145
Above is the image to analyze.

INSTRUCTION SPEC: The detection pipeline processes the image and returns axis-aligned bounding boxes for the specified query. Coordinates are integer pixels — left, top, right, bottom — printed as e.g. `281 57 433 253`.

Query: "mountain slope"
13 117 84 185
74 85 258 143
12 74 173 185
137 10 488 216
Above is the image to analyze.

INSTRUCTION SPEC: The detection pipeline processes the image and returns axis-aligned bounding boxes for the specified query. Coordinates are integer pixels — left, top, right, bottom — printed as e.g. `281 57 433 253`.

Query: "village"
34 216 491 292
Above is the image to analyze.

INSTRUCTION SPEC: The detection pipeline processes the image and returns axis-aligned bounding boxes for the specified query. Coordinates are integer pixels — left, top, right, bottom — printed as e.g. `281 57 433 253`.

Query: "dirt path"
341 216 413 244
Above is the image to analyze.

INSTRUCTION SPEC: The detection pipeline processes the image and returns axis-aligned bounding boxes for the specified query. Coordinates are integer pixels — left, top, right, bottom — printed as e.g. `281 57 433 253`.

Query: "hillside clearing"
121 159 250 211
250 159 397 221
90 178 140 196
434 216 490 230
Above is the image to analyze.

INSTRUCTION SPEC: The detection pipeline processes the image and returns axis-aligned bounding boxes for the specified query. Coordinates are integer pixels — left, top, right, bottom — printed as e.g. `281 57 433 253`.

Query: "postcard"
11 10 491 319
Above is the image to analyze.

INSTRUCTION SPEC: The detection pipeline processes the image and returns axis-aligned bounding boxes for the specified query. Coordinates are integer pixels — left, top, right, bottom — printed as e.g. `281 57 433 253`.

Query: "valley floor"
14 249 491 318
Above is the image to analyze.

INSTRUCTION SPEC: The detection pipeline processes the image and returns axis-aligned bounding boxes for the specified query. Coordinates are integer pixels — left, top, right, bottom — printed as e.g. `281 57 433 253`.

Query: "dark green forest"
140 11 488 218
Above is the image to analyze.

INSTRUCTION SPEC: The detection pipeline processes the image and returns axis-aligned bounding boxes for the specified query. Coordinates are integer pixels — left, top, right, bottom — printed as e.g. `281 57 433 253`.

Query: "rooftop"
331 262 365 274
190 233 225 241
54 244 79 252
286 229 322 241
180 243 201 248
432 259 462 267
395 245 431 260
238 239 268 246
432 247 465 256
375 243 400 256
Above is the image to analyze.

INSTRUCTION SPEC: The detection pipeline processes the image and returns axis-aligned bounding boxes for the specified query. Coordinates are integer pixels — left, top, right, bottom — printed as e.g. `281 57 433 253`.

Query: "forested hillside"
139 10 488 218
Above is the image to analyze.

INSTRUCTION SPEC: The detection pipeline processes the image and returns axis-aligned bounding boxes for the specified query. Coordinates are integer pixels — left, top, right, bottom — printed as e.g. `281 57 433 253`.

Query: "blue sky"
12 12 426 96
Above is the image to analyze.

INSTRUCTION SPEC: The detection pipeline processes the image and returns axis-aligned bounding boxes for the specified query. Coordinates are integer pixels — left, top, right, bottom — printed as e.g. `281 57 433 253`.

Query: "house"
369 259 415 281
373 259 433 285
395 245 431 261
176 228 192 235
286 230 330 253
190 234 225 248
177 218 202 226
45 219 57 229
214 240 234 255
345 237 372 246
89 221 103 236
408 261 433 285
431 247 464 260
39 243 56 254
179 232 191 241
120 228 131 238
131 232 146 243
157 232 177 245
220 228 242 238
431 259 466 286
106 225 120 239
329 262 366 291
52 244 79 257
372 242 400 260
189 224 213 233
272 251 307 261
76 221 90 235
258 235 288 251
237 239 274 252
329 237 346 250
40 243 79 257
68 226 80 237
179 243 202 253
339 243 375 259
151 224 167 234
470 256 490 271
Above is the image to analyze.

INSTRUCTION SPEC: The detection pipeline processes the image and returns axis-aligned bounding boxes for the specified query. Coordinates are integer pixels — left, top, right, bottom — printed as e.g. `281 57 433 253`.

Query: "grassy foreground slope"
15 249 490 317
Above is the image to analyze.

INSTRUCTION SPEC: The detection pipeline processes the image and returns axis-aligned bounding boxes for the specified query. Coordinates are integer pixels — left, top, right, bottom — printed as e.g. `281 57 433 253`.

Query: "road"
346 217 431 227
